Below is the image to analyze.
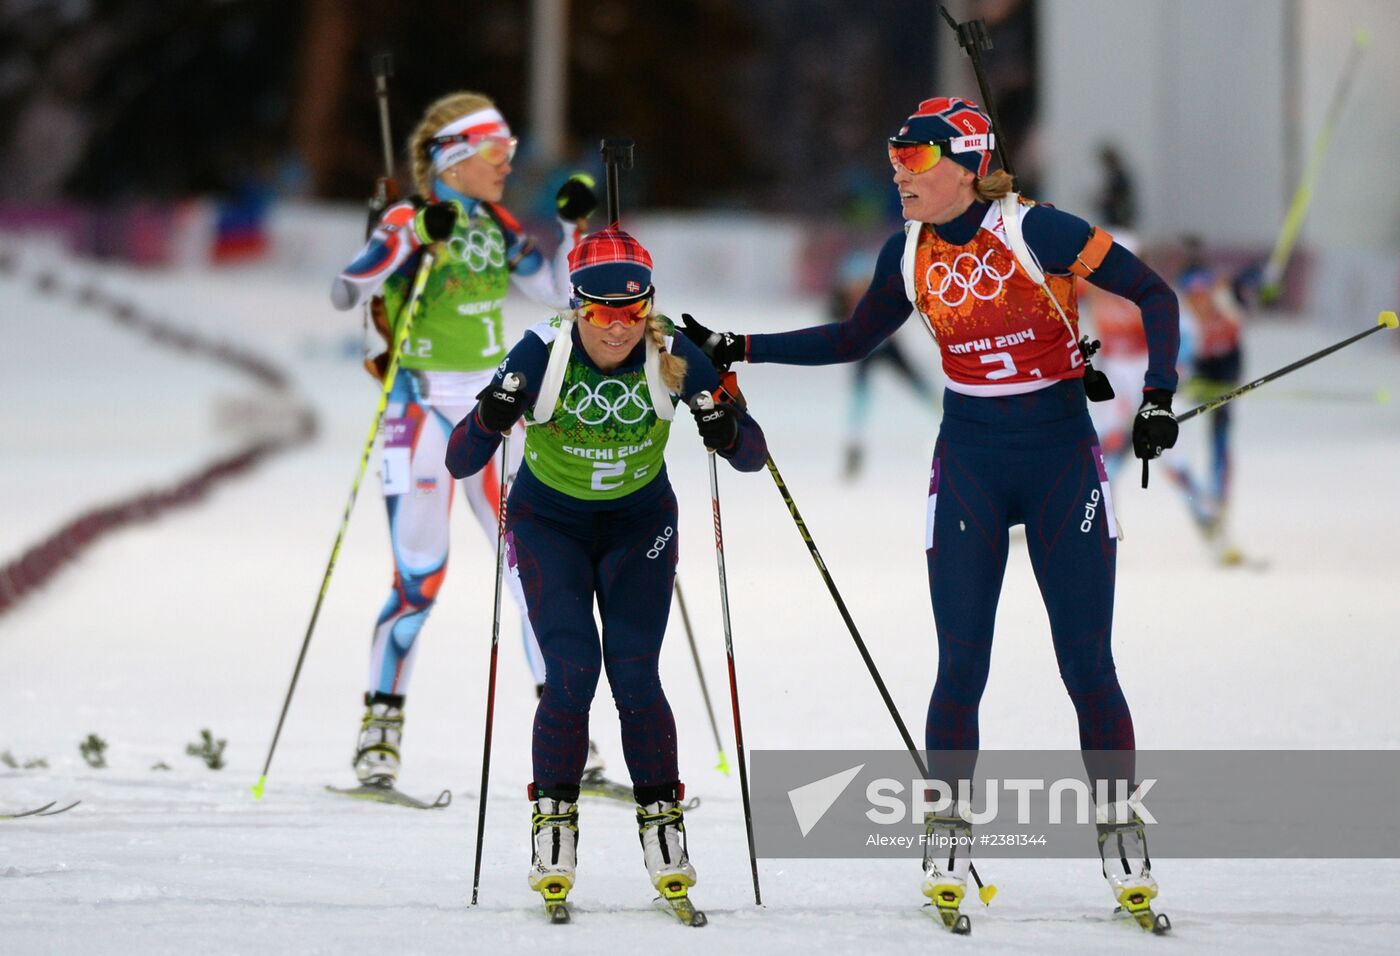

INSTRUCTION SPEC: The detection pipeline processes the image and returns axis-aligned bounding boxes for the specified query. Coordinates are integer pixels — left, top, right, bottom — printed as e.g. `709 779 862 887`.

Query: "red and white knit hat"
567 227 654 299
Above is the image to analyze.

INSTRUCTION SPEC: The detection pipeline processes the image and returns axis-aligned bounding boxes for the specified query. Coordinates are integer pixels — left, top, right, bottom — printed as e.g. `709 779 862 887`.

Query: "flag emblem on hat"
626 280 641 293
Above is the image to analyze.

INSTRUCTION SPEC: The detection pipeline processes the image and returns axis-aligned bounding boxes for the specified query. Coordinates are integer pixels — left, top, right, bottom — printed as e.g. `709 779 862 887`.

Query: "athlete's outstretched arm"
745 231 913 366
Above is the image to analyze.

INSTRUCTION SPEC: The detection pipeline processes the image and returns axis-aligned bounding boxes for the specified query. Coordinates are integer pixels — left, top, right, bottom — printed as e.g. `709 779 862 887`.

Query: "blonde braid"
407 91 497 198
648 316 688 392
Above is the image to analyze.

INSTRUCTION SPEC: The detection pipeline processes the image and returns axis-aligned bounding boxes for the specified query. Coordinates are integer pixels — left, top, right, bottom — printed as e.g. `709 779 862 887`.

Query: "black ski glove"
678 313 747 369
690 393 740 451
1132 388 1178 460
555 173 598 222
413 201 458 243
475 373 527 433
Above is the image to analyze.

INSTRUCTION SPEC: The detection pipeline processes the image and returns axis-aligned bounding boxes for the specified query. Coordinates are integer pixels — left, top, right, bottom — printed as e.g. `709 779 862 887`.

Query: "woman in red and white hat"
448 226 768 915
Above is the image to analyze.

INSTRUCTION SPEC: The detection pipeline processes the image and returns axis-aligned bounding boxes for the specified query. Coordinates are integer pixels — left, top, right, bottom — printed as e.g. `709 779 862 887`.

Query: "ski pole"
1260 29 1370 303
1175 311 1397 424
672 578 730 775
762 451 928 776
692 393 762 906
253 250 436 801
471 373 523 905
761 447 995 902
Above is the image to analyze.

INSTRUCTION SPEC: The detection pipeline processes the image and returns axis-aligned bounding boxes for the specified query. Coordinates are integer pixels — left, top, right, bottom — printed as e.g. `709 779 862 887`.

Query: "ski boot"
352 692 404 787
921 809 974 934
638 784 705 926
528 788 579 924
1097 799 1170 934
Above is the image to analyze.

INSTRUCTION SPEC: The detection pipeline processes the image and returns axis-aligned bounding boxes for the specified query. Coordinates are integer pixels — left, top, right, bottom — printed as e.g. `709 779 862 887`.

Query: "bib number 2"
591 458 625 491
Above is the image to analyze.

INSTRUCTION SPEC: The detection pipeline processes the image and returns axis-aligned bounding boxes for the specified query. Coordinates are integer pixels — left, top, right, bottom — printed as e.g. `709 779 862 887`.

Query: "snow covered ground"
3 244 1399 954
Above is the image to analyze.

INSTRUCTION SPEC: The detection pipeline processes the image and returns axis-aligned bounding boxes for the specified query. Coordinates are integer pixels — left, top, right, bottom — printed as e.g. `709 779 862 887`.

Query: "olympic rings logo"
447 228 506 272
562 379 652 425
924 248 1015 307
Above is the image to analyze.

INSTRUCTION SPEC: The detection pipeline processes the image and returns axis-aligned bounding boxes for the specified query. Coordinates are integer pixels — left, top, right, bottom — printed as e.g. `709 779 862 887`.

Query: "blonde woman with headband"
329 91 598 793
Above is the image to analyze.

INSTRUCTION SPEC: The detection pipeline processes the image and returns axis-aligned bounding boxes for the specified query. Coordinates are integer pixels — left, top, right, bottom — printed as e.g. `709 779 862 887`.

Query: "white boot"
1097 800 1159 910
528 798 579 896
353 693 403 786
920 809 973 911
637 794 696 893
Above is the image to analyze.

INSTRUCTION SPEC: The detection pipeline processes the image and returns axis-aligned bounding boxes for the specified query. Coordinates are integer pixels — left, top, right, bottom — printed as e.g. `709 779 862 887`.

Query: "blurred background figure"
1079 229 1148 482
1094 144 1136 230
1167 234 1247 565
828 246 939 481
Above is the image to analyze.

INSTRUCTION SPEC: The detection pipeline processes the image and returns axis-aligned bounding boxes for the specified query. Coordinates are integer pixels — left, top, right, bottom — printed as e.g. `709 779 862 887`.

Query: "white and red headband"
429 107 512 173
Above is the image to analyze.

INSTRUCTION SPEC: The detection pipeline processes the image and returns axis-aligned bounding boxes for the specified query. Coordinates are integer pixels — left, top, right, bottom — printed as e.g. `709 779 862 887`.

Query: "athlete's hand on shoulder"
556 173 598 223
690 394 740 451
475 376 526 433
1132 388 1178 459
413 201 458 243
679 313 746 369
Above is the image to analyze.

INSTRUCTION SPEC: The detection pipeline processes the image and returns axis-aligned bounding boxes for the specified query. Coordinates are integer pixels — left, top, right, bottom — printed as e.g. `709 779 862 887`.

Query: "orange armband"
1069 227 1114 279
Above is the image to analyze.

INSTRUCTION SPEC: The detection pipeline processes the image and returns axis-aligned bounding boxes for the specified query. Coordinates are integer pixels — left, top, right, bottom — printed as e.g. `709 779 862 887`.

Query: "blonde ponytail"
973 169 1016 202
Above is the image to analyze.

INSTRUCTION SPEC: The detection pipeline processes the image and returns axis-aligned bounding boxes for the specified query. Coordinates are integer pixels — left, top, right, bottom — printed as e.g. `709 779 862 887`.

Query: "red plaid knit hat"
567 227 654 299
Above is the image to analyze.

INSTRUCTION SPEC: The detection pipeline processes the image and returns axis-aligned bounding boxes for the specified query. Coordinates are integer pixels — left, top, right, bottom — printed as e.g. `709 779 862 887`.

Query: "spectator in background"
1095 144 1137 229
828 246 940 480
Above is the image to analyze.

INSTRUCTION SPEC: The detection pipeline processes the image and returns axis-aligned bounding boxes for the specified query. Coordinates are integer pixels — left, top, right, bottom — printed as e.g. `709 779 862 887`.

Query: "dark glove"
1132 388 1178 460
475 373 527 433
413 201 458 243
678 313 747 369
690 393 740 451
555 173 598 222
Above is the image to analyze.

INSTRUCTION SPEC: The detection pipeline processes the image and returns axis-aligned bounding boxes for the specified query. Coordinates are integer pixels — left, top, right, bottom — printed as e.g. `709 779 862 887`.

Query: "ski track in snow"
3 248 1399 954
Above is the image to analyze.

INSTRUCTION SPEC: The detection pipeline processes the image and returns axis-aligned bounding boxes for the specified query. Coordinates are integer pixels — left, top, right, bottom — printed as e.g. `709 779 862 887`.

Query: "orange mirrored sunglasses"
578 294 653 328
887 138 948 175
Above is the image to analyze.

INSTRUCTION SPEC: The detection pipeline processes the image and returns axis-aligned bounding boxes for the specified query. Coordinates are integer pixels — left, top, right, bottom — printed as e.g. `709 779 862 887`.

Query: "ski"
325 783 451 810
655 879 707 927
579 773 700 811
923 900 971 935
1 801 54 820
538 880 572 924
1115 894 1172 935
2 800 79 819
38 799 81 816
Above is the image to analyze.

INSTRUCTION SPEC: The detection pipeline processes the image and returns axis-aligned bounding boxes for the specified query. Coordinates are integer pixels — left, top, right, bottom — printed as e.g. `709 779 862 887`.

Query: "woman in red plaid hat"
679 96 1180 928
327 91 601 793
447 226 767 915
